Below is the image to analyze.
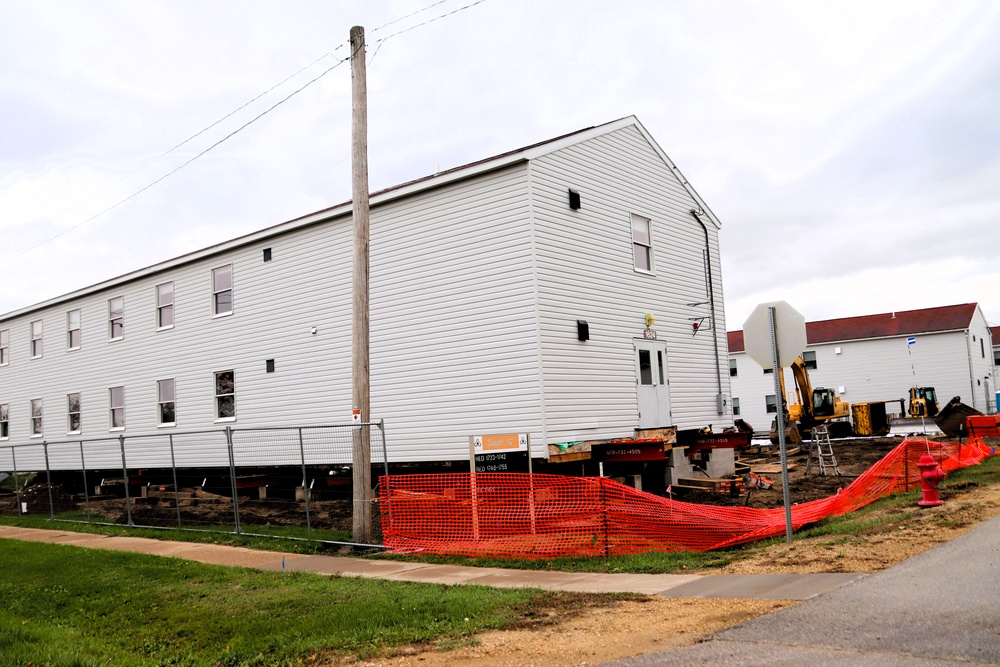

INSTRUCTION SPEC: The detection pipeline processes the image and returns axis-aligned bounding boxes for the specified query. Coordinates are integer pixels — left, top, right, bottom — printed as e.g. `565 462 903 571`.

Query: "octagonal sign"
742 301 807 370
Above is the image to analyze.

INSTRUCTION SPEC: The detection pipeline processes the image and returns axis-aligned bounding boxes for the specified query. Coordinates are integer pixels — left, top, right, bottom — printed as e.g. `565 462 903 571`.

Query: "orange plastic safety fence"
379 437 996 559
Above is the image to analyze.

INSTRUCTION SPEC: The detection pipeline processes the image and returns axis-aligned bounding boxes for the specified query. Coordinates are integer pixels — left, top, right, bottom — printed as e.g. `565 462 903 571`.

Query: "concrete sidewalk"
0 524 864 600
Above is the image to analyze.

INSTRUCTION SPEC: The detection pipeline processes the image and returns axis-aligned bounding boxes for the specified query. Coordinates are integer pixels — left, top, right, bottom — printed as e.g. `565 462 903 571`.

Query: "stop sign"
742 301 807 370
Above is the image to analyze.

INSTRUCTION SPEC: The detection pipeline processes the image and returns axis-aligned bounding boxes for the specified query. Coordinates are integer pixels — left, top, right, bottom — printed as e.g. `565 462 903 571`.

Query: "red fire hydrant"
917 453 945 508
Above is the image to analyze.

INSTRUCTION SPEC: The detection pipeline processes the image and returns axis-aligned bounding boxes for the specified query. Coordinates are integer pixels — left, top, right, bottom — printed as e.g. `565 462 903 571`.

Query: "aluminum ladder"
806 424 841 476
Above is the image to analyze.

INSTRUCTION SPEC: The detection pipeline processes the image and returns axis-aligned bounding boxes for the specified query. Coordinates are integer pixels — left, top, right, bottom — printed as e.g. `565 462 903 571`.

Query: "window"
214 370 235 420
981 338 986 358
630 213 653 272
763 367 773 374
638 350 653 385
157 379 176 425
213 265 233 316
263 248 272 262
0 403 8 439
157 282 175 329
109 297 124 340
109 386 125 429
732 397 741 416
67 393 81 434
765 394 777 414
729 358 738 377
803 350 817 370
0 329 8 365
30 320 43 358
30 398 43 436
67 309 81 350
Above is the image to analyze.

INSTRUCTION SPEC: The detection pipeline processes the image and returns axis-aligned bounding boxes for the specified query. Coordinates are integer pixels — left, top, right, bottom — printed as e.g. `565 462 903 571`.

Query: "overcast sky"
3 0 999 333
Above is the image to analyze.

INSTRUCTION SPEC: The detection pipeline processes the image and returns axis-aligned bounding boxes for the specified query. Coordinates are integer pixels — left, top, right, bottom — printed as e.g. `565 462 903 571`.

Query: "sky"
3 0 1000 333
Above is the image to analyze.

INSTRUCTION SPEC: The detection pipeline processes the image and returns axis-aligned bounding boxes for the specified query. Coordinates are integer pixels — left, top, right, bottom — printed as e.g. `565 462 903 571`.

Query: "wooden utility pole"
350 24 372 544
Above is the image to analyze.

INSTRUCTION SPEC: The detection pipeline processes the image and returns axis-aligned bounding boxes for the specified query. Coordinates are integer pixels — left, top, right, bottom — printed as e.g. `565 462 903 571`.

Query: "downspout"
690 209 724 413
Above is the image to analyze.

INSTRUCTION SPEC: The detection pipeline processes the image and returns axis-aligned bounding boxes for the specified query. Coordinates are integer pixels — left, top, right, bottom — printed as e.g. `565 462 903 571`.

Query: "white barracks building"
0 117 735 467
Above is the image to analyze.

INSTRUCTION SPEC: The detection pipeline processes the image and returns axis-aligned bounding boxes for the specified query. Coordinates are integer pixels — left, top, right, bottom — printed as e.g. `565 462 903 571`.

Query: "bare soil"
343 437 1000 667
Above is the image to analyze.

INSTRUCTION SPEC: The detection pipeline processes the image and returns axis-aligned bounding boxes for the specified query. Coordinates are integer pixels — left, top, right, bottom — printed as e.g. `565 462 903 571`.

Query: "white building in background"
728 303 997 432
0 116 734 468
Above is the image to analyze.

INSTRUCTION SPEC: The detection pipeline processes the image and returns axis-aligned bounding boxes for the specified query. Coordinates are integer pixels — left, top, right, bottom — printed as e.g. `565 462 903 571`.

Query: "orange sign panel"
481 433 520 451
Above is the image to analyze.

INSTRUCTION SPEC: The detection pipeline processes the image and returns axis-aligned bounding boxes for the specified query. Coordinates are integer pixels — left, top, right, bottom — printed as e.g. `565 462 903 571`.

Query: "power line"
2 57 349 264
369 0 491 63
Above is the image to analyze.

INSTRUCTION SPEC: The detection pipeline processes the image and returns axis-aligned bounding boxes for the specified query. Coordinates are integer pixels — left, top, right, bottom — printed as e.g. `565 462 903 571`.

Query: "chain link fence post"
297 427 312 540
43 442 55 520
119 435 134 527
12 448 23 516
169 433 182 528
79 440 92 523
226 427 241 535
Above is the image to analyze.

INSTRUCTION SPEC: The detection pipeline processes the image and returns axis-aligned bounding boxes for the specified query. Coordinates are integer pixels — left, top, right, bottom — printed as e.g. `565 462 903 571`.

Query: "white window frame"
0 403 9 439
30 320 43 358
67 309 82 351
30 398 43 437
109 385 125 431
109 296 124 341
214 370 236 421
212 264 233 317
157 378 176 427
156 282 175 330
803 350 817 370
67 392 82 434
732 397 741 416
630 213 654 273
0 329 9 366
765 394 777 414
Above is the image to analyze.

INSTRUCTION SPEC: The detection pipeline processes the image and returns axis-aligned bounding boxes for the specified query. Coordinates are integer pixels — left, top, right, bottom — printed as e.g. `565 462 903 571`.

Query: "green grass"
0 538 595 666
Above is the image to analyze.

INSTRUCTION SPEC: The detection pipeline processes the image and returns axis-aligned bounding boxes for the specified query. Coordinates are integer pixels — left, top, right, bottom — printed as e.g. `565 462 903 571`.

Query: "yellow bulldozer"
769 356 852 443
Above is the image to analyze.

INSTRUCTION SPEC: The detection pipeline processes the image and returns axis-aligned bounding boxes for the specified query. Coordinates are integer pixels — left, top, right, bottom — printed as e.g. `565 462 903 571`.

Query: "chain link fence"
0 422 388 548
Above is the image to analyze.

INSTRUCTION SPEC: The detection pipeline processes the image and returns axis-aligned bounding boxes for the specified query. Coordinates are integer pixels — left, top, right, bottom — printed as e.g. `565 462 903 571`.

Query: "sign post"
743 301 807 543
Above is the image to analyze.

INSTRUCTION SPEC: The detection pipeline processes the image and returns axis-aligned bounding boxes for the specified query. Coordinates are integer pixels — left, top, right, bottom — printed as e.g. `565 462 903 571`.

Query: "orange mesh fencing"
379 437 996 558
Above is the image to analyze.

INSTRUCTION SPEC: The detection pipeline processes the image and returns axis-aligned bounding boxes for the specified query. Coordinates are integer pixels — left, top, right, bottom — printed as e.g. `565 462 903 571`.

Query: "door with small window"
634 339 672 428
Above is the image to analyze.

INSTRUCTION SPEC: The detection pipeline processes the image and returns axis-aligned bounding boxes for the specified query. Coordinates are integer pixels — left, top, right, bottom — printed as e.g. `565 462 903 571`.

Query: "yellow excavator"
908 387 939 418
769 356 853 444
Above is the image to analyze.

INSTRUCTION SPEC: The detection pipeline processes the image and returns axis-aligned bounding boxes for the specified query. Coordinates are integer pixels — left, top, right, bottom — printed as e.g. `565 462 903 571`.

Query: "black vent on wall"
265 359 275 373
263 248 272 262
577 320 590 341
568 189 581 210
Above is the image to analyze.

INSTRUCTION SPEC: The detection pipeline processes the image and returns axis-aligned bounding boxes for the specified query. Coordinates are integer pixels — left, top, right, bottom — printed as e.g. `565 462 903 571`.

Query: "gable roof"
728 303 980 352
4 115 712 321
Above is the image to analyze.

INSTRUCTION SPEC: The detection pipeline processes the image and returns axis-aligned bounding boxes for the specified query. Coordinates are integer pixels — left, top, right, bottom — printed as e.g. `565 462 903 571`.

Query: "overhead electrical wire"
3 0 491 263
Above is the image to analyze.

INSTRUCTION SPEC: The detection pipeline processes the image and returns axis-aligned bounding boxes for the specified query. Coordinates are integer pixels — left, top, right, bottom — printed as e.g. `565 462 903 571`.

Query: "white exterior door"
635 339 672 428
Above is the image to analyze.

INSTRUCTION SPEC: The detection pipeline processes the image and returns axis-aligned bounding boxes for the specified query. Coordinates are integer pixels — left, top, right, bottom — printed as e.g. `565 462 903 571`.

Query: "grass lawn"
0 539 596 667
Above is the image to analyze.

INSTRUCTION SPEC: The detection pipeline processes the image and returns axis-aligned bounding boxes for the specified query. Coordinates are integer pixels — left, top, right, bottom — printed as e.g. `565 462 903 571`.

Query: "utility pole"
350 24 372 544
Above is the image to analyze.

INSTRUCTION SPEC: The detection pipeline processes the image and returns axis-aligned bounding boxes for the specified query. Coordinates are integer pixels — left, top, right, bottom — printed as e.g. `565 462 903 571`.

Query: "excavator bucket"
934 396 982 439
769 419 802 445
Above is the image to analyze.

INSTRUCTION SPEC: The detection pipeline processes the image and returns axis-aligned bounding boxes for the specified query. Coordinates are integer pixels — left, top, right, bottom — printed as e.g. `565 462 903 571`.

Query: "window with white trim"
158 378 176 426
0 329 8 365
733 397 741 416
212 265 233 316
157 282 174 329
67 309 81 350
214 370 235 420
68 392 81 434
630 213 653 272
109 297 124 340
0 403 8 439
109 386 125 429
30 398 43 436
765 394 777 414
30 320 43 358
729 358 738 377
803 350 817 370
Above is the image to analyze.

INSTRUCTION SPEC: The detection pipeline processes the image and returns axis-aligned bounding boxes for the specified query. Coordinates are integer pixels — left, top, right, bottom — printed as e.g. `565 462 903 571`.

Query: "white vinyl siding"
528 124 730 443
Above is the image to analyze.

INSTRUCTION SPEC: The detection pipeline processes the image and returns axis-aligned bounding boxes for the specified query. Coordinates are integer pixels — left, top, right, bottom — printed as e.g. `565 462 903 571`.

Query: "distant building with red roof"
727 303 996 433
